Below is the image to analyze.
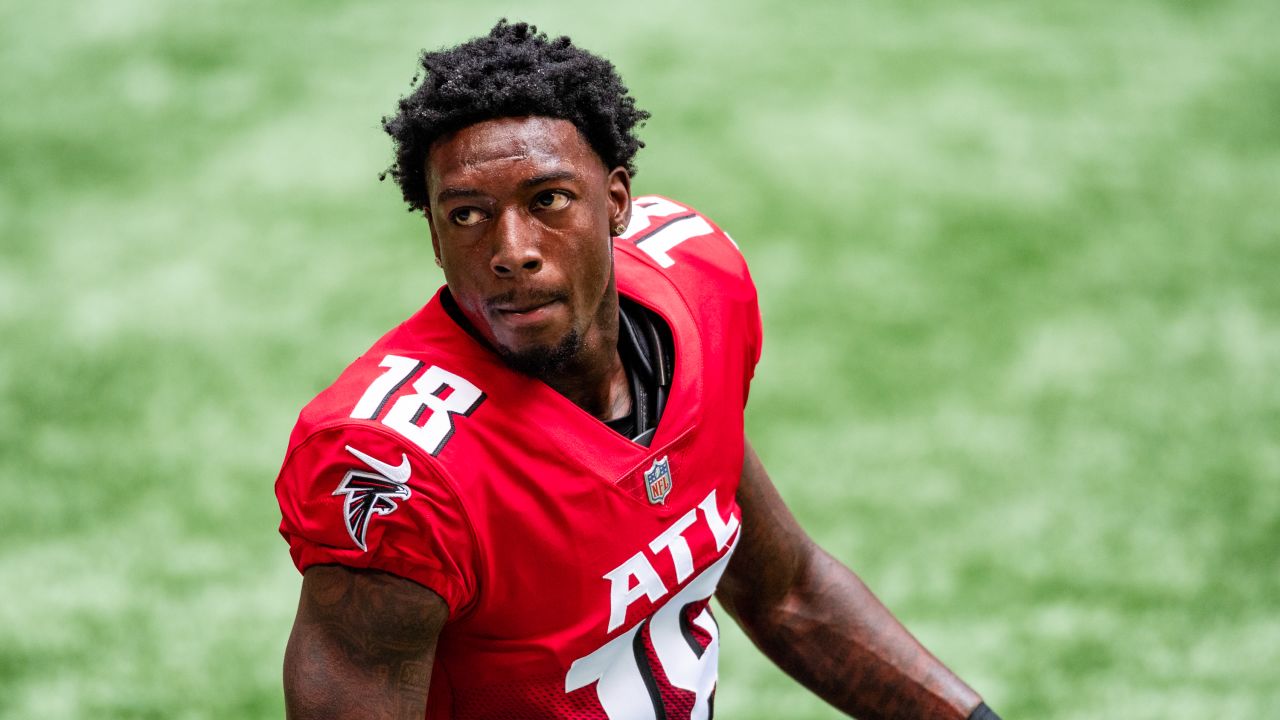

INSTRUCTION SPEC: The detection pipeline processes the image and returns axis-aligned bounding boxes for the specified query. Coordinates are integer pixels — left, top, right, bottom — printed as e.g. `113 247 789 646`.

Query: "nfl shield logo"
644 456 673 505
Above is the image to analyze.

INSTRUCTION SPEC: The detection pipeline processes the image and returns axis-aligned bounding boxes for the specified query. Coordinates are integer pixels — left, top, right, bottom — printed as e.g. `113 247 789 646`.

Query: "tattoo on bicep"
299 567 445 717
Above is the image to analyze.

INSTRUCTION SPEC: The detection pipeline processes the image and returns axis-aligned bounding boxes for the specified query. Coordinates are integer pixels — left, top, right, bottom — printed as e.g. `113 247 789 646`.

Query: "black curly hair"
381 20 650 213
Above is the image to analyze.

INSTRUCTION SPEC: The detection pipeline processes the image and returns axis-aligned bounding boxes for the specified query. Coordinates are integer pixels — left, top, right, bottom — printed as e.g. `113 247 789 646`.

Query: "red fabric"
276 196 762 719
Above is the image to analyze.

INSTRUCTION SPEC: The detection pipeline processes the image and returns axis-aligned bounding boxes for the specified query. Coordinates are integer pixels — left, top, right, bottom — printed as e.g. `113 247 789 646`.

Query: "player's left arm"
716 439 998 720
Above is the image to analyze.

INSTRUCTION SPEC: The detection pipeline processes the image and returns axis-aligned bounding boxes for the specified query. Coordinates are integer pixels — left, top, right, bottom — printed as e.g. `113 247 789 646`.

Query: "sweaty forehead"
427 117 599 190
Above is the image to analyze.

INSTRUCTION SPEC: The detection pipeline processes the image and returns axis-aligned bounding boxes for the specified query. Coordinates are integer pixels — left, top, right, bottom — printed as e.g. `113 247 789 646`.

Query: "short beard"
496 327 585 379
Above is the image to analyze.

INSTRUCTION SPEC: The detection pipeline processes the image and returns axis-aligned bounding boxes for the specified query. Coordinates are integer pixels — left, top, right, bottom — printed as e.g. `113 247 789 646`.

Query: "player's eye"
533 191 571 211
450 207 487 227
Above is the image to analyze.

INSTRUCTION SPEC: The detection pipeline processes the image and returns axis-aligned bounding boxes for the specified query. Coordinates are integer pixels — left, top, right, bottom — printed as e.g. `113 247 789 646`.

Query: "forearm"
721 441 987 719
723 545 981 719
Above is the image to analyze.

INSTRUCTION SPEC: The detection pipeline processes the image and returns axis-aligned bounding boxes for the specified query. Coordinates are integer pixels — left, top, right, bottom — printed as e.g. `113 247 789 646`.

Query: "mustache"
485 288 570 311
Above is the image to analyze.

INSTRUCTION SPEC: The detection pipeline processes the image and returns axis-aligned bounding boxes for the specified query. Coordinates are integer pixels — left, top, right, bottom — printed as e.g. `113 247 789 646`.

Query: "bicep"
284 564 449 720
716 438 815 621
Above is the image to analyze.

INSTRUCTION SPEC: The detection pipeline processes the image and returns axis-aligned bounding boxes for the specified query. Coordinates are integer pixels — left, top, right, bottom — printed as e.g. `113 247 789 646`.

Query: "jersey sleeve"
715 223 763 399
743 265 764 403
684 207 764 403
703 217 763 403
275 422 479 614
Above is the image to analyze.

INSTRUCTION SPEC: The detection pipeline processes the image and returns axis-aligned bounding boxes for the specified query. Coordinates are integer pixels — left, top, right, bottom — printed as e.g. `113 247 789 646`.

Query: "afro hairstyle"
382 20 650 212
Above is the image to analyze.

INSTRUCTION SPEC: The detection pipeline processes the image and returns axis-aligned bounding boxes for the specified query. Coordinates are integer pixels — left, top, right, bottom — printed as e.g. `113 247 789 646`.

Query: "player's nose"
490 210 543 278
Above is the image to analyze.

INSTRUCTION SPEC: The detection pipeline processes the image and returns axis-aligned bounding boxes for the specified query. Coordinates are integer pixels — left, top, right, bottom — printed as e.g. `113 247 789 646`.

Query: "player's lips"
487 292 570 330
496 299 558 318
493 299 558 314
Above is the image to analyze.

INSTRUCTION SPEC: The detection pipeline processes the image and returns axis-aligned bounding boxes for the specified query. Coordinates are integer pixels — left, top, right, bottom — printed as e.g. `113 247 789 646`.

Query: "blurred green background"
2 0 1278 717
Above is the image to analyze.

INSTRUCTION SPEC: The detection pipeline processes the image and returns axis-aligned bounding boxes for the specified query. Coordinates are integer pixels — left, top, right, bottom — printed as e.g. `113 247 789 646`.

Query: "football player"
277 20 1002 720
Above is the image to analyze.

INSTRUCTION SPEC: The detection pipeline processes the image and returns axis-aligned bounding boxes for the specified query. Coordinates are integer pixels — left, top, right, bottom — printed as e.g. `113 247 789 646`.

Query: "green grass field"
2 1 1278 717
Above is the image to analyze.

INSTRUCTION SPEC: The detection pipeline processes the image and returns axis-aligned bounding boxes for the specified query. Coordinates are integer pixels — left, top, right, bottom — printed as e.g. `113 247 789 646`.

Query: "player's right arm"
284 565 448 720
275 416 481 718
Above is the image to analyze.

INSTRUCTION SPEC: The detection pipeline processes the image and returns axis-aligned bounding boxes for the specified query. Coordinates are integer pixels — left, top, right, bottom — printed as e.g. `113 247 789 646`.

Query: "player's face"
425 116 632 374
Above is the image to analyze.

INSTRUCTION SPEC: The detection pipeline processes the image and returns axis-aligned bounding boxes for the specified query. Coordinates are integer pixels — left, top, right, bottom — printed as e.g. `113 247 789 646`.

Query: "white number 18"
349 354 485 457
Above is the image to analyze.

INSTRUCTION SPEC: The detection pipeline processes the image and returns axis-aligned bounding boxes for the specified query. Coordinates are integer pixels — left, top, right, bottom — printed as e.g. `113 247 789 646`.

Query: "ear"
606 167 632 236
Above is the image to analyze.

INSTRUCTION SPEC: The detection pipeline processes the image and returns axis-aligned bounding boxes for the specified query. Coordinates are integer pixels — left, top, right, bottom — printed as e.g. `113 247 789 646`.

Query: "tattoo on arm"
285 565 448 720
717 441 983 720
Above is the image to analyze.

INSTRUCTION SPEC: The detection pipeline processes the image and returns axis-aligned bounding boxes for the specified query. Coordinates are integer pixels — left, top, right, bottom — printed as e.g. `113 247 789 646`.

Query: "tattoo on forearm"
725 444 980 720
751 557 973 720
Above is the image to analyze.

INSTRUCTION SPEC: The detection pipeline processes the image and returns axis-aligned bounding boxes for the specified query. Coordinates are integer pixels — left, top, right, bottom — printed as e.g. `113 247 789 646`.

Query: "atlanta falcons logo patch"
333 445 412 552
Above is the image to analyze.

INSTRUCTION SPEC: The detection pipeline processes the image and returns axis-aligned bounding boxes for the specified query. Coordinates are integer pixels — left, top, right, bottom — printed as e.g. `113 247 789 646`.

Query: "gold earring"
612 223 627 236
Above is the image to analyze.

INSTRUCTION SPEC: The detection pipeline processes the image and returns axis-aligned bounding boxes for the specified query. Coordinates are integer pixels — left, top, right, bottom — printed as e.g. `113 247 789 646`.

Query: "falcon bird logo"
333 445 412 552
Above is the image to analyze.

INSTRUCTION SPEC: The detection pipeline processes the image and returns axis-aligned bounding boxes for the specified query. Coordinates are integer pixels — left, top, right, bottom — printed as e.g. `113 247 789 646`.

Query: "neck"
540 346 631 421
537 280 631 421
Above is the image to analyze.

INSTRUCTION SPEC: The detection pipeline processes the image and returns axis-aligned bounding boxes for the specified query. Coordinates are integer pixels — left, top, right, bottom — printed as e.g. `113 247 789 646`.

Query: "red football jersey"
276 196 763 719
